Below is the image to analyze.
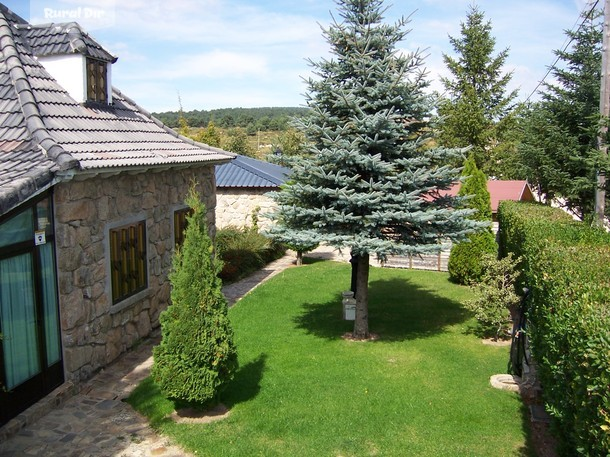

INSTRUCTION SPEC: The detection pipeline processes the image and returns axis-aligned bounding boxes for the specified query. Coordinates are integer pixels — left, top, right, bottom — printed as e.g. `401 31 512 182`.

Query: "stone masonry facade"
53 167 216 383
216 188 276 230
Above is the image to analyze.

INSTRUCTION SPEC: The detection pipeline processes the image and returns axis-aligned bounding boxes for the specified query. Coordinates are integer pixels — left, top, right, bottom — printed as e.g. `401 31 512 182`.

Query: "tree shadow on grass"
223 354 267 408
293 277 469 341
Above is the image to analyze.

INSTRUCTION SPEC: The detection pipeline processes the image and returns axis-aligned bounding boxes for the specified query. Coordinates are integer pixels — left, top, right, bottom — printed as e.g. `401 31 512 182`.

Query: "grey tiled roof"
216 155 290 188
17 22 117 62
0 3 234 216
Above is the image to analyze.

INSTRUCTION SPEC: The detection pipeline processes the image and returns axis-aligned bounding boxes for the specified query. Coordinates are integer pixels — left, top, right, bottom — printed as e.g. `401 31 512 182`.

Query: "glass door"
0 253 41 390
0 193 63 426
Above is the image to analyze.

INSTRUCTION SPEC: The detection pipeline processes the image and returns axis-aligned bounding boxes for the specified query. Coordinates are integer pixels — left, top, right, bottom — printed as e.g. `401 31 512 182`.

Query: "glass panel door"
40 243 61 365
0 253 41 390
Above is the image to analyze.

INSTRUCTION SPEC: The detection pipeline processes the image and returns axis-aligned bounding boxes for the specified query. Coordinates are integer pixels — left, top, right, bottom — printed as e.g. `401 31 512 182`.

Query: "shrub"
448 231 497 285
464 253 521 340
152 187 238 408
498 200 610 455
448 156 497 284
216 225 285 282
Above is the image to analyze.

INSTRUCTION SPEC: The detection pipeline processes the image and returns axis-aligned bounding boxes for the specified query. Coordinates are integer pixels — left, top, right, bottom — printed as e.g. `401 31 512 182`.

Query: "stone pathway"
0 333 186 457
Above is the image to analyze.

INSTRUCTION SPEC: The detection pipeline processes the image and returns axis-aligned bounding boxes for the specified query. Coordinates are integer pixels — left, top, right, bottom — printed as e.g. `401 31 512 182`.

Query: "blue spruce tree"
268 0 481 339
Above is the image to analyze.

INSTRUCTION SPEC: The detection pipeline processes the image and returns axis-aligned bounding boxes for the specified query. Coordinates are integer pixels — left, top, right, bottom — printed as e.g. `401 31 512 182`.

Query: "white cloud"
149 50 270 80
20 0 592 111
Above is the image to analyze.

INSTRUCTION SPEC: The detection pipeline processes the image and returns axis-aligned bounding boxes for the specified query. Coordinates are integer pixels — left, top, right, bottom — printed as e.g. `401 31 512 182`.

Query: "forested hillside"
152 107 309 131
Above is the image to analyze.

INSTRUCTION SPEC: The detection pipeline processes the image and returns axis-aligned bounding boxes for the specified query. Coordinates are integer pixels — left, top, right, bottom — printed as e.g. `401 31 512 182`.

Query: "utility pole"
595 0 610 224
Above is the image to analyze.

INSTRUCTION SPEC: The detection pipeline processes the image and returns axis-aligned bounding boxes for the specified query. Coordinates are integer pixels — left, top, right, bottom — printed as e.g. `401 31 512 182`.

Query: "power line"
524 0 601 103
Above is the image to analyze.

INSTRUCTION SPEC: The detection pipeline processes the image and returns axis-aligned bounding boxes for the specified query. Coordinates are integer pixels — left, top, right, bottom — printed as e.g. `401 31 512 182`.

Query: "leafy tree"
196 121 222 148
224 128 255 157
519 10 607 220
438 5 518 176
152 186 237 407
448 156 497 284
268 0 480 339
267 128 307 165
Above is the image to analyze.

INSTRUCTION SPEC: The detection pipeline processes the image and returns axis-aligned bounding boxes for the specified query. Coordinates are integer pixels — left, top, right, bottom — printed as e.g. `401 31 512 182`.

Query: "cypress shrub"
448 156 497 284
152 187 238 408
497 200 610 455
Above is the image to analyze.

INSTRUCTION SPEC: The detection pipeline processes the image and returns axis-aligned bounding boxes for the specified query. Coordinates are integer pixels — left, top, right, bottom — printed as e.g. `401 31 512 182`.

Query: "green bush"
498 200 610 455
465 253 521 340
448 156 497 284
216 225 286 283
152 188 238 408
448 231 497 285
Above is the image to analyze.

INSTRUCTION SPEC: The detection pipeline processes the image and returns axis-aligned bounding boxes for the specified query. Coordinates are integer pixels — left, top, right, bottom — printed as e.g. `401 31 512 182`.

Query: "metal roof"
216 155 290 188
0 3 234 216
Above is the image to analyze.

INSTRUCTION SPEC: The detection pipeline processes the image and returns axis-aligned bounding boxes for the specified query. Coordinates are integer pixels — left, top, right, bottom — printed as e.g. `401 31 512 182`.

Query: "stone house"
215 154 289 229
0 5 233 426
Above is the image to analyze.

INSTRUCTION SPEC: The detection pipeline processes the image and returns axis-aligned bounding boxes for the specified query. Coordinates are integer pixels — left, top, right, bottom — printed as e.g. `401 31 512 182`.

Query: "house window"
174 208 192 247
110 220 147 304
86 58 107 103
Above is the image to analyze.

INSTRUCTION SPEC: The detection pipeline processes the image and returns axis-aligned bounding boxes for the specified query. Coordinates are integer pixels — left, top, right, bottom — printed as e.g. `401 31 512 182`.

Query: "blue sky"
3 0 593 112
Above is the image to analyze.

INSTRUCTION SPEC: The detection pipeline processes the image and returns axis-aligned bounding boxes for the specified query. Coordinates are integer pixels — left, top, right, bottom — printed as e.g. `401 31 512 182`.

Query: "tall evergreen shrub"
448 156 497 284
152 186 237 407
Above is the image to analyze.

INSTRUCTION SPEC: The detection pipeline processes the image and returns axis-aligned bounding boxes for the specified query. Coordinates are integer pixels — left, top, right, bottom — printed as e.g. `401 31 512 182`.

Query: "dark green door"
0 194 63 426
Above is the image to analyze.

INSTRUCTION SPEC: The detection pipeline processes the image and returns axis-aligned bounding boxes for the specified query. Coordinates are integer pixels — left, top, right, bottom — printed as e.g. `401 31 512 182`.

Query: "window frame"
173 206 192 248
86 57 108 104
108 218 148 308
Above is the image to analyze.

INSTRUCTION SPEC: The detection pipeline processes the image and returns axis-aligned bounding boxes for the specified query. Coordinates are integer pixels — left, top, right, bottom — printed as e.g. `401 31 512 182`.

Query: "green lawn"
129 260 532 456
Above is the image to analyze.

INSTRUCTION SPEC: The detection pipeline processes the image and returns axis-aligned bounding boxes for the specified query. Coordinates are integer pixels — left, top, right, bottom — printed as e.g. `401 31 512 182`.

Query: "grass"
128 260 532 456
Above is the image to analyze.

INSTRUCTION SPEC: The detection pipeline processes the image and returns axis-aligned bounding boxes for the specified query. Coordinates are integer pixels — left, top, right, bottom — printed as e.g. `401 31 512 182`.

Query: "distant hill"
152 107 310 130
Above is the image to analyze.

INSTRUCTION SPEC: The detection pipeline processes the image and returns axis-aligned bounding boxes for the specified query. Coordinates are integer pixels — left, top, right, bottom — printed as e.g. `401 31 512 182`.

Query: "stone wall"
216 188 277 229
53 167 216 382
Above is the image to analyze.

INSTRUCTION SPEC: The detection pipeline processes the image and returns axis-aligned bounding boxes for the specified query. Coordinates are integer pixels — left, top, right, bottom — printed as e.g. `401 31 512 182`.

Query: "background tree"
518 10 606 220
438 5 518 177
448 156 497 284
224 127 256 157
267 128 308 165
196 121 223 148
268 0 480 339
152 186 237 407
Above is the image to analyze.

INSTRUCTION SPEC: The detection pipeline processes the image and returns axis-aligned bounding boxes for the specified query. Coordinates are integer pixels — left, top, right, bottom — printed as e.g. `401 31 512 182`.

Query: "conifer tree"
438 5 518 176
519 10 606 219
268 0 481 339
448 156 497 284
152 186 237 407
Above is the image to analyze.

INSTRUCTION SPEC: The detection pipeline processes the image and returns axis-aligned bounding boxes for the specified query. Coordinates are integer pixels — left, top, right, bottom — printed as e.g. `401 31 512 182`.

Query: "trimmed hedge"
497 201 610 456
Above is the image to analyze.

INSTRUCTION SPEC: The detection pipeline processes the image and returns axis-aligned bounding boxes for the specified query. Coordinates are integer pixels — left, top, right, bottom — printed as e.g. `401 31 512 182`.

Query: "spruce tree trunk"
350 253 358 297
296 251 303 266
353 254 370 339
